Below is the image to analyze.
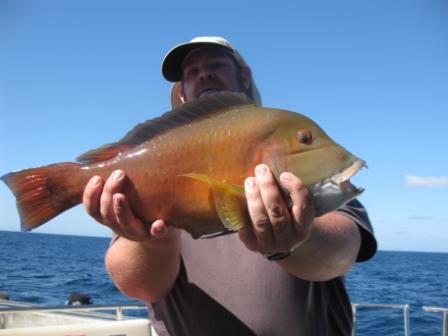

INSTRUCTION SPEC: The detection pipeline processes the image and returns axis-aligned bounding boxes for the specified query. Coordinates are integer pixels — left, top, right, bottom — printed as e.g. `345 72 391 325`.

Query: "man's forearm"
278 211 361 281
105 231 181 303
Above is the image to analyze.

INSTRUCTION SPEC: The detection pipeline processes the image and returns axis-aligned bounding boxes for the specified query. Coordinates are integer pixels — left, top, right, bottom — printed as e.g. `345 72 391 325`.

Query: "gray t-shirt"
148 199 376 336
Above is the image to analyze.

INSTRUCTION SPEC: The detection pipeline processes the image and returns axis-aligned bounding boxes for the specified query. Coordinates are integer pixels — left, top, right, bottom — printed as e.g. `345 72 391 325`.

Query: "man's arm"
105 231 181 303
277 212 360 281
240 164 361 281
83 172 181 303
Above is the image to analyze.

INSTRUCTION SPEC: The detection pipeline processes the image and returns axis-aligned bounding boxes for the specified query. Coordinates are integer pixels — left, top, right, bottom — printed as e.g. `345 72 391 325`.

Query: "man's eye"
184 68 199 78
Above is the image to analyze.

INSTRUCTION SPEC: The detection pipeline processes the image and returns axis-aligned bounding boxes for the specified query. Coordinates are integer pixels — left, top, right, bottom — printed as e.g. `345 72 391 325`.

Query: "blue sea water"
347 250 448 335
0 230 447 335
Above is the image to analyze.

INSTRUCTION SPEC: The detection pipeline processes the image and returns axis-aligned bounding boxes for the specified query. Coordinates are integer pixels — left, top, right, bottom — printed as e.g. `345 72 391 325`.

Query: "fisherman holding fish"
3 36 377 335
86 36 377 336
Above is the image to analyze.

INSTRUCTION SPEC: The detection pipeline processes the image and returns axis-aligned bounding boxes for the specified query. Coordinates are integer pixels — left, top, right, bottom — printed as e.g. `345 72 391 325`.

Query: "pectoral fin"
181 173 250 231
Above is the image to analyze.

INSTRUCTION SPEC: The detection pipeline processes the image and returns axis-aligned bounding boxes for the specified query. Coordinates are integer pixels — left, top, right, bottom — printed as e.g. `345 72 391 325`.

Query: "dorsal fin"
77 92 253 164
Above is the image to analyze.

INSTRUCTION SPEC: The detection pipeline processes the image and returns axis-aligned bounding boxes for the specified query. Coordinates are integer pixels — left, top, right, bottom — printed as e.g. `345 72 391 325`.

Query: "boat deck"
2 299 448 335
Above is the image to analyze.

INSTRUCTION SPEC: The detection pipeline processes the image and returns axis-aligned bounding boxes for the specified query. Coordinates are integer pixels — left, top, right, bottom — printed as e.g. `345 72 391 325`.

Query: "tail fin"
1 163 84 231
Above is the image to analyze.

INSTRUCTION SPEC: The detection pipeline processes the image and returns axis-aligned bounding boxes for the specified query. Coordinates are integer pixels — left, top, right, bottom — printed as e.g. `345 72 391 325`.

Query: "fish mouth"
307 159 366 216
311 159 366 194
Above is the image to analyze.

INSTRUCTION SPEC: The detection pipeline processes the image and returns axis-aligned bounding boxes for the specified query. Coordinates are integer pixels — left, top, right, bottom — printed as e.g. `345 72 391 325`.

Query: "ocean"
348 248 448 335
0 230 446 335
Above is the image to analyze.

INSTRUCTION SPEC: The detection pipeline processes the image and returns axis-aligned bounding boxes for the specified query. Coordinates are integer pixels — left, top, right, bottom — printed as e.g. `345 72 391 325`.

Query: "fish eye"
296 129 313 145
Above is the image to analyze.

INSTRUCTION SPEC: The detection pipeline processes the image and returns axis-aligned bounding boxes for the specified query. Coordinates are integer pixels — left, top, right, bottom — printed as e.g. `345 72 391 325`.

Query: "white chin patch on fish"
310 160 366 216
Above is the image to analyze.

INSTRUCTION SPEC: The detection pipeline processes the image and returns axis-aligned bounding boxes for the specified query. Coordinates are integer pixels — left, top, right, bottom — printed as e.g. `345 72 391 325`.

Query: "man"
83 36 376 335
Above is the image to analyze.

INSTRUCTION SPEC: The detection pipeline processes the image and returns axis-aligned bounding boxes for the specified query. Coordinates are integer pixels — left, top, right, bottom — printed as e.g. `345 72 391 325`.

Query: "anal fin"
181 173 250 231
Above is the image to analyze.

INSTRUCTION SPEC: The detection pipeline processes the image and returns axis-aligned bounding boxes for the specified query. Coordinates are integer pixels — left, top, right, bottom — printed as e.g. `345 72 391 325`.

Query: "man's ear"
240 67 252 91
170 82 185 108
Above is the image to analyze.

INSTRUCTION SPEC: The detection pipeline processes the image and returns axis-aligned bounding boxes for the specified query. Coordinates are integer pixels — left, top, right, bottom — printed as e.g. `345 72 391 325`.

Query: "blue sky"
1 0 447 252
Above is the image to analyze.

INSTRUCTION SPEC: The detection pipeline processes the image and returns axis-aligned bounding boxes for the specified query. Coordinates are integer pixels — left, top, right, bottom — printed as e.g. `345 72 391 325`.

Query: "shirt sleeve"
336 199 377 262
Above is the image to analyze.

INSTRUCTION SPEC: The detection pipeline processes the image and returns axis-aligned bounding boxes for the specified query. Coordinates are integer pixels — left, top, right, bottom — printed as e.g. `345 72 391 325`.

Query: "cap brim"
162 42 233 82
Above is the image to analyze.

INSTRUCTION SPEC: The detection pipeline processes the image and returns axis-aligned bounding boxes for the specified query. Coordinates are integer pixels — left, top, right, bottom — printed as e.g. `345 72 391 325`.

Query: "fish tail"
1 163 85 231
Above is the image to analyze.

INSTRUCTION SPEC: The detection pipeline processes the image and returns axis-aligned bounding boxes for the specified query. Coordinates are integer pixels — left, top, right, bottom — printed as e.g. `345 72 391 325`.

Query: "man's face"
180 48 245 102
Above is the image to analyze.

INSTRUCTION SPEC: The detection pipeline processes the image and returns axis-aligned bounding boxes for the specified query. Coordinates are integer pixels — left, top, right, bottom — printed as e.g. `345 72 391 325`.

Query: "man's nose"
198 68 214 81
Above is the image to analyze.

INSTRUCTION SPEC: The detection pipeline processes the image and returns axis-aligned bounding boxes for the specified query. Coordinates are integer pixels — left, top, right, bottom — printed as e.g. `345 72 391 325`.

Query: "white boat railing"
0 303 146 321
3 300 448 335
351 303 410 336
422 306 448 336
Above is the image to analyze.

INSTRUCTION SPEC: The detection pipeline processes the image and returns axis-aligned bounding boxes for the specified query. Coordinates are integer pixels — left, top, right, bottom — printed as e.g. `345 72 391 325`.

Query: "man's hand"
239 164 315 254
83 170 181 302
83 170 171 241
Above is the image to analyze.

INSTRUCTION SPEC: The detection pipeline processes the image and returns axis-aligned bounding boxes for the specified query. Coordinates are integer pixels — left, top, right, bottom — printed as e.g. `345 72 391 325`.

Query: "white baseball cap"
162 36 261 105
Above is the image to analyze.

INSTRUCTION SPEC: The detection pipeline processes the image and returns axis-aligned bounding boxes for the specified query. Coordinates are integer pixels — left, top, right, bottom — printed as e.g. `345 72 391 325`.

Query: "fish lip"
304 159 366 197
310 159 366 194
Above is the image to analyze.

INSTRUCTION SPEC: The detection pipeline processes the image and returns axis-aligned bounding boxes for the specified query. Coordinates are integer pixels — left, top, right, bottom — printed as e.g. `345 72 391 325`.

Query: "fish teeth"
330 160 366 185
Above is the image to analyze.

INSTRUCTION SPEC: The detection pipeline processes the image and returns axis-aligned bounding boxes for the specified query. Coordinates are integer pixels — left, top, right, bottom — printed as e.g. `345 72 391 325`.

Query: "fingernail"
245 177 256 189
155 226 165 236
91 176 101 186
114 199 122 211
280 172 292 182
113 170 123 181
256 164 267 175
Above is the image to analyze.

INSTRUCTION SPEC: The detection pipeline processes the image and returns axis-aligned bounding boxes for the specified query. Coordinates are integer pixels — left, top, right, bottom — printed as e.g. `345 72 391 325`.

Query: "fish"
1 93 365 238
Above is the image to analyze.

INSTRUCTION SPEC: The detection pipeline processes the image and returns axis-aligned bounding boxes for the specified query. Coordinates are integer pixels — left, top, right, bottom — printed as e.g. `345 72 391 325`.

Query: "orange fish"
1 93 365 238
